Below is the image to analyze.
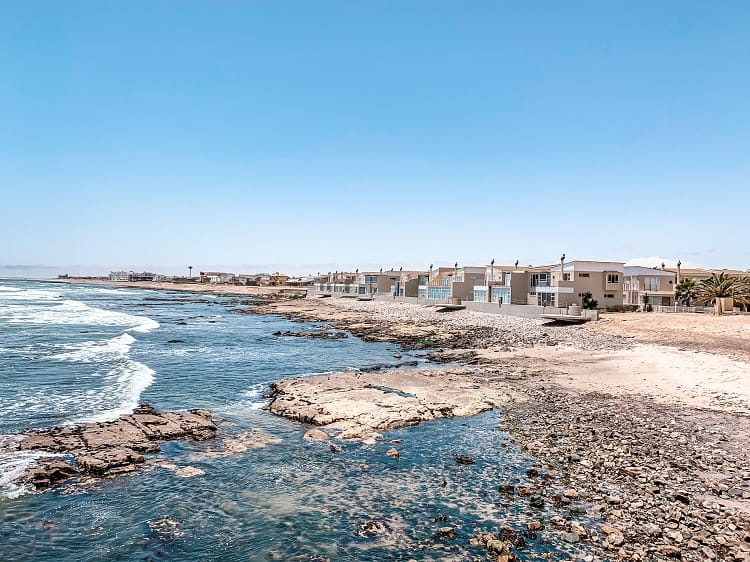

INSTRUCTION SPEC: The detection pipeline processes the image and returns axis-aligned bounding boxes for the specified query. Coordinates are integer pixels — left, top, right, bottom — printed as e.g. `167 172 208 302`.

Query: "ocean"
0 279 602 561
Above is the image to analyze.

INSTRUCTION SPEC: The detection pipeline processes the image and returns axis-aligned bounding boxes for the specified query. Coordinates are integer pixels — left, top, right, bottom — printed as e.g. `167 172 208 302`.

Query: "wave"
219 383 269 416
0 285 160 431
2 299 160 333
72 360 156 424
0 436 60 499
0 287 62 301
49 333 136 362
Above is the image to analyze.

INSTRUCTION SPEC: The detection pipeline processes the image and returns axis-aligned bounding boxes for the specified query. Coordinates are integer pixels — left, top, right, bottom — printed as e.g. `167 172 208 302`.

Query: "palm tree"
674 278 697 306
734 276 750 311
695 273 739 314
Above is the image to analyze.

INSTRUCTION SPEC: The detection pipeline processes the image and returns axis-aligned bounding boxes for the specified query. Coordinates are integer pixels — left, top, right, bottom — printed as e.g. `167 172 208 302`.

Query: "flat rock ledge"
10 405 218 491
267 368 518 440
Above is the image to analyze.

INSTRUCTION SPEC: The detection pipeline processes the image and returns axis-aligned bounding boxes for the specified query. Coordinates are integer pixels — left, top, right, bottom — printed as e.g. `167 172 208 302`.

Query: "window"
578 273 590 278
537 293 555 306
491 287 511 304
604 294 615 298
644 277 661 291
607 273 620 284
529 273 550 288
562 273 571 281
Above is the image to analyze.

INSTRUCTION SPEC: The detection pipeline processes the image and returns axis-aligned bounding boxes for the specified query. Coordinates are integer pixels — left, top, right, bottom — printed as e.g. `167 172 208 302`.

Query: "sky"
1 1 748 277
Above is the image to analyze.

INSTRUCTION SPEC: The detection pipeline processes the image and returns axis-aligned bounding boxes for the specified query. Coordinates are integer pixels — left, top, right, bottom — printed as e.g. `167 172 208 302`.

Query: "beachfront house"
393 270 428 298
286 276 315 287
473 264 553 305
623 266 675 307
199 271 236 284
314 272 358 294
109 271 131 281
418 265 486 302
538 260 625 308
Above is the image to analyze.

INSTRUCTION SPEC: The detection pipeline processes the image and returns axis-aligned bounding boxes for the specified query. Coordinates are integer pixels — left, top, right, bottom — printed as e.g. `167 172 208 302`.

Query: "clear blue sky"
1 1 748 276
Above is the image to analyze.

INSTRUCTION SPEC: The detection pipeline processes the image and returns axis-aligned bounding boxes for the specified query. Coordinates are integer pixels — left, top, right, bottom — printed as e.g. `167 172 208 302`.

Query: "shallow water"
0 280 604 561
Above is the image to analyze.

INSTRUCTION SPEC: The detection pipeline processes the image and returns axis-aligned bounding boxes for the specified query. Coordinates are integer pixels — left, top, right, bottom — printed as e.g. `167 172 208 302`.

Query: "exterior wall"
623 267 676 306
109 271 130 281
510 273 529 305
448 281 475 301
546 261 625 309
464 301 544 318
403 278 421 297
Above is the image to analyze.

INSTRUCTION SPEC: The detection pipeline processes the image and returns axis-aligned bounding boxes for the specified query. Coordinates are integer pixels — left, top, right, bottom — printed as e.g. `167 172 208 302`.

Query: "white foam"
1 290 160 429
129 317 160 334
49 333 136 362
219 383 269 415
0 436 60 499
71 360 156 424
0 287 62 301
2 299 159 334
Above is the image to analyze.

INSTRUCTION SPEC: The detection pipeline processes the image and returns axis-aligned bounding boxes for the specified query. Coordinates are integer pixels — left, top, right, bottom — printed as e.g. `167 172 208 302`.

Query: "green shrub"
581 292 598 310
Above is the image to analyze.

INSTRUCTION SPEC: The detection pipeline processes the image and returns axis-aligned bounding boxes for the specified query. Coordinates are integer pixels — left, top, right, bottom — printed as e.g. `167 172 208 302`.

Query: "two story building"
623 266 675 307
537 260 625 308
418 265 486 302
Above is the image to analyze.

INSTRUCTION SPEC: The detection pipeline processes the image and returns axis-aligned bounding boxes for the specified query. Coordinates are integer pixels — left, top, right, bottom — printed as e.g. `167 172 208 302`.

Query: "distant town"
61 258 750 316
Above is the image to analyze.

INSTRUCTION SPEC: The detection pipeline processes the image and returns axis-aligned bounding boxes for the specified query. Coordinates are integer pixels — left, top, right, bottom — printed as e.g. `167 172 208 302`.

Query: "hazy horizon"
0 255 735 280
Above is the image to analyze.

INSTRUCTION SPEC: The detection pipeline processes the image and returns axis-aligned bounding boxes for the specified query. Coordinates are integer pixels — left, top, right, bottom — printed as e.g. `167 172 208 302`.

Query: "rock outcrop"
272 330 348 340
267 368 518 440
12 405 218 490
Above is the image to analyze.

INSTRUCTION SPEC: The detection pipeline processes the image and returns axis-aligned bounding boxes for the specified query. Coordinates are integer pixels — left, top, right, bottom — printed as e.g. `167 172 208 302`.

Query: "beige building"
472 264 552 305
538 260 625 308
418 265 486 302
623 266 675 306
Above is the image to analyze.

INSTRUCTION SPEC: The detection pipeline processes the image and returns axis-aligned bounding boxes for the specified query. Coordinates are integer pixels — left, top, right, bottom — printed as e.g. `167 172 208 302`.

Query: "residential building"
199 271 236 284
623 266 675 306
109 271 130 281
418 265 486 302
473 265 530 304
538 260 625 308
108 271 156 282
314 272 358 294
285 276 315 287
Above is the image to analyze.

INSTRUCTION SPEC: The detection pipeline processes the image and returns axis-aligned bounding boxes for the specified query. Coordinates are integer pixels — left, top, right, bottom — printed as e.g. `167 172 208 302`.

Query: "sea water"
0 280 604 561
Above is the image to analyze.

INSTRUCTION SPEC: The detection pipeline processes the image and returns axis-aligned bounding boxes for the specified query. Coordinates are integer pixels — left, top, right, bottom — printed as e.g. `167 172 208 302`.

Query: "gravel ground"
315 298 628 351
248 296 750 561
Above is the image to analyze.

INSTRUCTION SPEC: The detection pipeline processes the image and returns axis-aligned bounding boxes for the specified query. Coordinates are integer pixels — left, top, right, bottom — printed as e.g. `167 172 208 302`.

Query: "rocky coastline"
256 297 750 562
8 405 218 491
267 367 520 441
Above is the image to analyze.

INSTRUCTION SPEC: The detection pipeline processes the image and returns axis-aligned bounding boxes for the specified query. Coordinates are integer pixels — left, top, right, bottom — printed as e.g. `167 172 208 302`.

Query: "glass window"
607 273 620 284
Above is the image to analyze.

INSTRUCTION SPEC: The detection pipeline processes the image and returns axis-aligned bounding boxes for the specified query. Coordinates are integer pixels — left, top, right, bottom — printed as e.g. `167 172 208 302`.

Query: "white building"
109 271 131 281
